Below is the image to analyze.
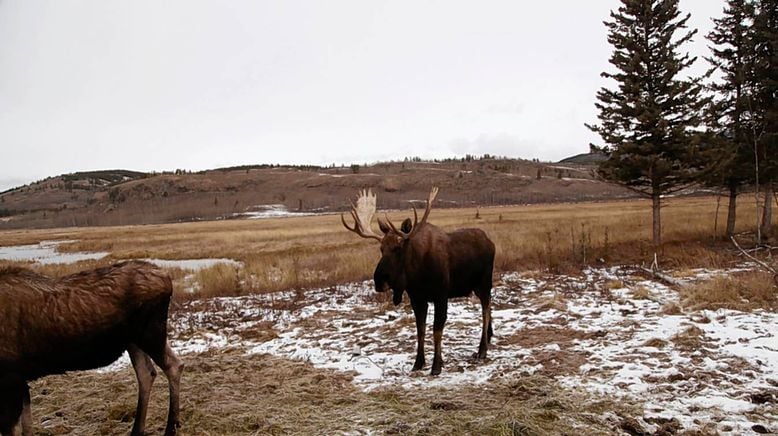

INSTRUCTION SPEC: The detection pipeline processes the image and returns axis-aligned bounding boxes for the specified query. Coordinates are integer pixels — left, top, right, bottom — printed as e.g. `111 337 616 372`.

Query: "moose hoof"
473 344 488 360
412 360 425 371
430 361 443 376
164 423 180 436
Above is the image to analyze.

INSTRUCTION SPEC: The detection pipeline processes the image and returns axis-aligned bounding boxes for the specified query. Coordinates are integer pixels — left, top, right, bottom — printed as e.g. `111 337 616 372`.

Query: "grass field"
29 350 642 435
1 195 777 435
0 195 772 300
16 263 778 435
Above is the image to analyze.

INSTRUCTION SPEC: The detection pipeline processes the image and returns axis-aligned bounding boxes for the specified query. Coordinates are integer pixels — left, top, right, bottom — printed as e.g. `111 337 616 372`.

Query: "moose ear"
400 218 413 234
377 218 391 234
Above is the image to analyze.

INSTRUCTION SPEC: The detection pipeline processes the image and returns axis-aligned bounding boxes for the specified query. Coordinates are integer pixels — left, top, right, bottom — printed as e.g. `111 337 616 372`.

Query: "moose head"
341 187 439 305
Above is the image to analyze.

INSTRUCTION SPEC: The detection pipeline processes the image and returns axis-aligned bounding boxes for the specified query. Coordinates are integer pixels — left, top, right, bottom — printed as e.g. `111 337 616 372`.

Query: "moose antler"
385 187 439 240
341 189 383 241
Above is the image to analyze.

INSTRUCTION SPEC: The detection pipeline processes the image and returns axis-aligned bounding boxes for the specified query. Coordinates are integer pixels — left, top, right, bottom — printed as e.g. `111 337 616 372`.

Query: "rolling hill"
0 157 633 229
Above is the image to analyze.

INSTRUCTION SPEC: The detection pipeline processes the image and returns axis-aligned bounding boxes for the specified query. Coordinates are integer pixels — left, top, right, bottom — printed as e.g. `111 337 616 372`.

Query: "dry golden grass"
0 196 772 299
660 301 684 315
3 196 773 435
681 271 778 311
534 293 568 313
26 349 640 436
670 325 707 352
194 264 244 299
630 286 652 300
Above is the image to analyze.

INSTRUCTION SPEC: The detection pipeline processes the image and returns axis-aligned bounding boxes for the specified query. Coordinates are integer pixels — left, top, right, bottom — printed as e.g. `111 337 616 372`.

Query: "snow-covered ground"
233 204 316 219
4 241 773 432
151 266 777 434
0 240 109 264
0 240 242 272
142 258 242 270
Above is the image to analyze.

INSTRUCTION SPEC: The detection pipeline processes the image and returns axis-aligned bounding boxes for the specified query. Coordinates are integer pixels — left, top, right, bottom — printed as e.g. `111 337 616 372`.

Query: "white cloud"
0 0 727 181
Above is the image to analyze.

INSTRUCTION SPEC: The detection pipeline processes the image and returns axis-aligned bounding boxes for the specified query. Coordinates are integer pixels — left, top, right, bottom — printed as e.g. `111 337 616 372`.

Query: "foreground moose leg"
20 384 31 436
488 320 493 342
0 374 25 436
431 300 448 376
159 344 183 436
128 344 157 436
411 300 428 371
164 348 184 436
475 292 492 360
4 421 19 436
146 342 183 436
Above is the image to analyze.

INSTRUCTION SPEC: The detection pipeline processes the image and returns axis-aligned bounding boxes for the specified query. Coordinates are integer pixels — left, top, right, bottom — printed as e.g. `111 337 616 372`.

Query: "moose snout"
373 273 391 293
373 263 392 293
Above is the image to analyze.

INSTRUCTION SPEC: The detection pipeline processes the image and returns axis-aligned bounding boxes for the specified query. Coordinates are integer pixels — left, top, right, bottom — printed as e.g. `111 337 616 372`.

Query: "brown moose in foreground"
342 187 496 375
0 261 183 436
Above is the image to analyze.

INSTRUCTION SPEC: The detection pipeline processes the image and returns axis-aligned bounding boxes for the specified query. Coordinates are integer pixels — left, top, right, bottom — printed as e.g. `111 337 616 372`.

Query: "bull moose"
0 261 183 436
342 187 496 375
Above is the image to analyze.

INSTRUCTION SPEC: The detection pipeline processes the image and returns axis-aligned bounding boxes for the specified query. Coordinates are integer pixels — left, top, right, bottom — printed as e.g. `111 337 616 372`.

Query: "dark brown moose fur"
343 188 495 376
0 261 183 436
375 220 496 375
0 374 24 436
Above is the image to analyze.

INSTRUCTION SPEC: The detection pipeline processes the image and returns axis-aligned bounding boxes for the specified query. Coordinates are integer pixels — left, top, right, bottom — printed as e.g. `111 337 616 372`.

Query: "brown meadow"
0 195 772 301
1 195 776 435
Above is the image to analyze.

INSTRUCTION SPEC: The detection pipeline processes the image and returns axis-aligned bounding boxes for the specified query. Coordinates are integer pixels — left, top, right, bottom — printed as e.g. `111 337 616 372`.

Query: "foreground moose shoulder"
342 188 495 375
0 260 183 436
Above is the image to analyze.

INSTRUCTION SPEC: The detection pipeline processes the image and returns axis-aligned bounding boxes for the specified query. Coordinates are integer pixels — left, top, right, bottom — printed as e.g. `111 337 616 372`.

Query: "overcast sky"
0 0 727 191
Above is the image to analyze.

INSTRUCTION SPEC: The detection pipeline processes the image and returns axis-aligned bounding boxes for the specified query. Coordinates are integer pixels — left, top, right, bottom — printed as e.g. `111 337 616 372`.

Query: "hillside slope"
0 158 632 229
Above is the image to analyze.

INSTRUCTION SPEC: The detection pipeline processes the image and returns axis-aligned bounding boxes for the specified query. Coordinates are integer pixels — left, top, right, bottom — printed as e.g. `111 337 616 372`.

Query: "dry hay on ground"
21 266 778 435
28 349 636 435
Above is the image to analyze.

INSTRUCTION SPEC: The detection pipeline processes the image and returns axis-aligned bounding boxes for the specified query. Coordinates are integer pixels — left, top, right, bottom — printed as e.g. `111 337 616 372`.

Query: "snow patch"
0 240 109 264
142 258 242 271
233 204 315 219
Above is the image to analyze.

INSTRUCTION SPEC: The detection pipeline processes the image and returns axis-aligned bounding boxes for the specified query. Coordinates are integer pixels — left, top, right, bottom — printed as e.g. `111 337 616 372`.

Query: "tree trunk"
754 135 761 244
726 185 738 237
652 192 662 248
761 186 773 242
714 190 722 238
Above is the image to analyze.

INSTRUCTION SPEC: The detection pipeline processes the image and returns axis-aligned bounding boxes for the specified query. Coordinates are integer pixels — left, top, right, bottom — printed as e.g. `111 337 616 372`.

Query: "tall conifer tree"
588 0 708 248
706 0 757 237
752 0 778 240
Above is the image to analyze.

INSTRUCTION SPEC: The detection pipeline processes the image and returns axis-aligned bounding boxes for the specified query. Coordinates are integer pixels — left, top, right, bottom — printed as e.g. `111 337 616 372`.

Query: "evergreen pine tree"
752 0 778 240
588 0 708 248
706 0 757 237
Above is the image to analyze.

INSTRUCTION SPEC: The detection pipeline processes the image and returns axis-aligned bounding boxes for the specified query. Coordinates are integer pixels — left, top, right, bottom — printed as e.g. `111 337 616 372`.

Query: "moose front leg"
431 301 448 376
411 301 428 371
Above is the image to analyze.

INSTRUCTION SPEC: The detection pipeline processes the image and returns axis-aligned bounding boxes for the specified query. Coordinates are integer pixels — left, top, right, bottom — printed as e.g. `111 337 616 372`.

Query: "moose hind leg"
475 290 492 360
128 344 157 436
0 374 25 436
20 383 31 436
411 301 428 371
149 343 183 436
431 301 448 376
